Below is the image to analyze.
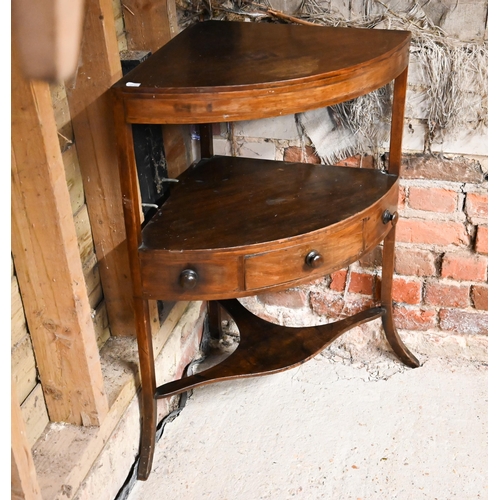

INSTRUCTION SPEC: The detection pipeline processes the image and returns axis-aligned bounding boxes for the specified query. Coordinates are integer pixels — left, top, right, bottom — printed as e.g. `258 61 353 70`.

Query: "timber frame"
11 1 191 498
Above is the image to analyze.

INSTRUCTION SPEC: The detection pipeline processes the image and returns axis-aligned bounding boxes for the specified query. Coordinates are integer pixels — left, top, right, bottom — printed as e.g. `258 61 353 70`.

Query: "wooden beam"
21 385 49 449
11 0 84 82
65 0 137 336
11 47 109 426
32 301 195 500
12 380 43 500
123 0 179 52
122 0 194 179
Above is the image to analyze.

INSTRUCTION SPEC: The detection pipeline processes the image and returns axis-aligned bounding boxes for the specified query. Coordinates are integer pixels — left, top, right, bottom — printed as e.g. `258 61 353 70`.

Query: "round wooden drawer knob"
179 269 198 289
382 210 398 226
305 250 324 269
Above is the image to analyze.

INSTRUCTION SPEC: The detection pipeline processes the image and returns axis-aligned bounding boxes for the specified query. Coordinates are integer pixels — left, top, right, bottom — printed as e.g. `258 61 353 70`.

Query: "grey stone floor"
124 321 488 500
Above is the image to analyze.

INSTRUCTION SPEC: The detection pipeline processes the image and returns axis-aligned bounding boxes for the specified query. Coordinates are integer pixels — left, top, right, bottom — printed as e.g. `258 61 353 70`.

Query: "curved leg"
134 298 158 481
380 224 420 368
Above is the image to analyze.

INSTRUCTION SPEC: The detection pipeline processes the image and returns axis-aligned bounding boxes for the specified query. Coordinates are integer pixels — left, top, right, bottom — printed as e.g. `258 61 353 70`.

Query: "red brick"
465 192 488 218
424 282 470 308
475 226 488 254
310 291 344 318
343 296 376 315
283 145 320 164
396 218 468 246
334 154 374 169
359 246 383 269
174 309 205 379
395 248 437 276
392 277 422 305
393 306 436 331
252 309 279 324
257 289 308 309
471 285 488 311
439 309 488 335
408 187 458 213
309 276 329 286
401 154 485 183
330 269 348 291
348 272 375 295
399 186 406 208
308 290 378 319
441 252 488 282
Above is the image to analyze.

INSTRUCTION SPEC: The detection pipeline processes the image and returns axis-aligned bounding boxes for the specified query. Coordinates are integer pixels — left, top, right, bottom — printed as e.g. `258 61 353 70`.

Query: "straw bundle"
176 0 487 163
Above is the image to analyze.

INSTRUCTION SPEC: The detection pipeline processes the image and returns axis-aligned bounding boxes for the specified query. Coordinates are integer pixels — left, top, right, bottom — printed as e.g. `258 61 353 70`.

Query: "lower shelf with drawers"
139 155 399 300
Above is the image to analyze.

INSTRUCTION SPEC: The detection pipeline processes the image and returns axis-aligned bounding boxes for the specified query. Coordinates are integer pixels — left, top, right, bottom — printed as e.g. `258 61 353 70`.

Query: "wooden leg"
134 298 158 481
207 300 222 341
380 225 420 368
199 123 213 158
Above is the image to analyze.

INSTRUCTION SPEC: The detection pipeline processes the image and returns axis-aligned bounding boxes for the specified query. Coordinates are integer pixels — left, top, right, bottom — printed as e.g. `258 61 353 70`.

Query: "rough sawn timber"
65 0 137 337
11 46 109 427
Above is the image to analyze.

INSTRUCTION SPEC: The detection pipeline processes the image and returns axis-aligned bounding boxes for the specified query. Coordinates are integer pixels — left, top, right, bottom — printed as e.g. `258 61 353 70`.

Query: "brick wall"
203 1 488 339
209 121 488 338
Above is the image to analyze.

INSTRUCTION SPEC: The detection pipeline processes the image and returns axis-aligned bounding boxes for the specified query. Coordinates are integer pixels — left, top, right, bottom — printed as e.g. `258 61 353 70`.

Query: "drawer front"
140 252 241 300
244 221 364 291
139 186 398 299
363 187 399 252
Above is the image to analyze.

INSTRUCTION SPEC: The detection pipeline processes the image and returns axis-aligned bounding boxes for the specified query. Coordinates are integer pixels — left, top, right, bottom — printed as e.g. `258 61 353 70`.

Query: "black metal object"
121 51 171 222
382 210 394 224
179 269 198 289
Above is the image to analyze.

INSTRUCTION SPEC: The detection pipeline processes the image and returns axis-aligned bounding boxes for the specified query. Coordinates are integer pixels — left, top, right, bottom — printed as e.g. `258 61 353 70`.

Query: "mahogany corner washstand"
111 20 420 480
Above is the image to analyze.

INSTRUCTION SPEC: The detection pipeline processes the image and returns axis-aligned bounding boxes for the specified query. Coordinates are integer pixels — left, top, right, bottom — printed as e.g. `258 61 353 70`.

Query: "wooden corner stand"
111 20 420 480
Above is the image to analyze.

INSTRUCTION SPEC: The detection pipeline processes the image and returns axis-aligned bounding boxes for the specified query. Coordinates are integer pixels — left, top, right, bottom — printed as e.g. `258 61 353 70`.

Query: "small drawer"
244 221 364 291
139 252 241 300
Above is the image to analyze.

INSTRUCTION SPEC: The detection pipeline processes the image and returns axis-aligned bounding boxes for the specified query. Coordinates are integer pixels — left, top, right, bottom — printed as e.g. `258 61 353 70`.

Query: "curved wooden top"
140 155 398 252
112 20 411 124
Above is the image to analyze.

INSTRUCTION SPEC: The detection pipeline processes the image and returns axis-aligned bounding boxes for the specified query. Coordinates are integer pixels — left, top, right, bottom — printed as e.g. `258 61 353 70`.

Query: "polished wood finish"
111 20 419 480
156 301 385 398
388 67 409 175
138 156 398 299
381 225 420 368
141 156 397 251
113 21 411 124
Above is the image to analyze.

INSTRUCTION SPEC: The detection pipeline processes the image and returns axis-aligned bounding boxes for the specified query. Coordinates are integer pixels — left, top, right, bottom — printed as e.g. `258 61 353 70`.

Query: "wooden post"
388 67 408 176
123 0 179 52
65 0 139 336
11 46 109 426
11 0 85 82
11 380 43 500
123 0 194 178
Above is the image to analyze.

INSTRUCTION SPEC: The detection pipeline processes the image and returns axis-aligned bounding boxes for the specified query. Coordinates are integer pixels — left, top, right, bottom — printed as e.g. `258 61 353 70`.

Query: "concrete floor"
123 321 488 500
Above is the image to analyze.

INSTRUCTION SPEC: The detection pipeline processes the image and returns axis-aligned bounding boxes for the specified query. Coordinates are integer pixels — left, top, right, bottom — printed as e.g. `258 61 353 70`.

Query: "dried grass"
176 0 487 161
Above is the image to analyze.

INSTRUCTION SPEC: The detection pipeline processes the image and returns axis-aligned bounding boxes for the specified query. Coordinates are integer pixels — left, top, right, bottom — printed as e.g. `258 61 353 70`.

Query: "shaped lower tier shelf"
156 299 386 399
139 155 399 301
